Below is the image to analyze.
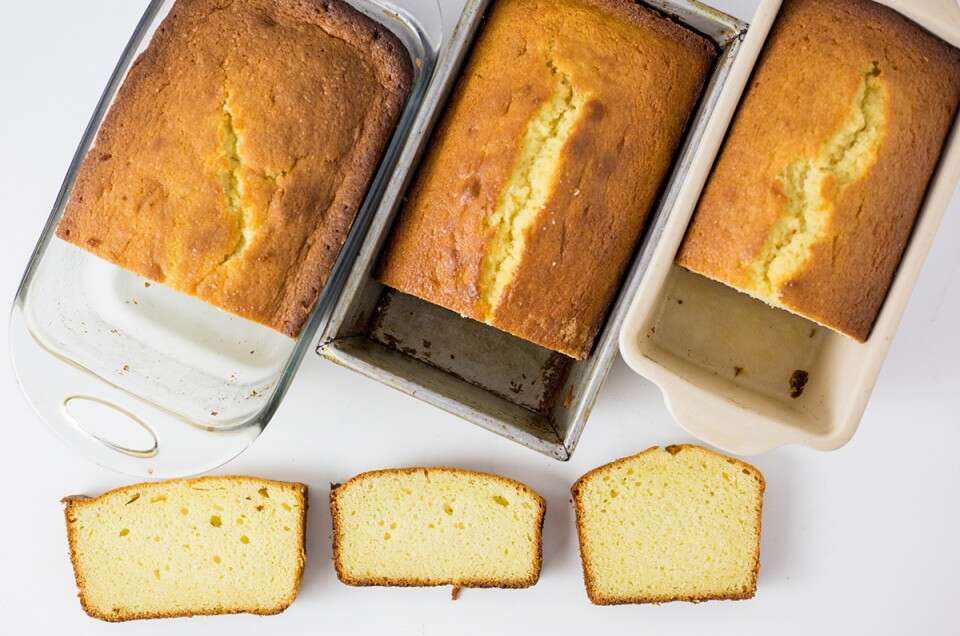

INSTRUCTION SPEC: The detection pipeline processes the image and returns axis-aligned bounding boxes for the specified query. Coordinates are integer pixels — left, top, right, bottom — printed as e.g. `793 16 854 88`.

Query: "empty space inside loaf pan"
321 282 576 459
635 265 865 440
369 291 571 413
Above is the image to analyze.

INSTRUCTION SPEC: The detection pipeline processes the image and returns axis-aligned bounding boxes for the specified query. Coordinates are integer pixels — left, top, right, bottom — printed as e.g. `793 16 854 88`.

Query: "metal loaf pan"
618 0 960 455
317 0 749 460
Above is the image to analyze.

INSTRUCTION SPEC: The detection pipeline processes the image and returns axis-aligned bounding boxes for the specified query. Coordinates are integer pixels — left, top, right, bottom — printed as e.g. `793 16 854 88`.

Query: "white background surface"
1 0 959 633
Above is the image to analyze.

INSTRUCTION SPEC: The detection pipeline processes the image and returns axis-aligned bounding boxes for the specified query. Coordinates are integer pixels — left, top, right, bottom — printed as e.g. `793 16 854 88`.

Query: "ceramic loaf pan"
318 0 748 461
618 0 960 455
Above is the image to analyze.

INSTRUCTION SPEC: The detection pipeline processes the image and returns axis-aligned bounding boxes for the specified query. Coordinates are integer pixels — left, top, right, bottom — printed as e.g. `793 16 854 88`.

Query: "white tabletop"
1 1 958 634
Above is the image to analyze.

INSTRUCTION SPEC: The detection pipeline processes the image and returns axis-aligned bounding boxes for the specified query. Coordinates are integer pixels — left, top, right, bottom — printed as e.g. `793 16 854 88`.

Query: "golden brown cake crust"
57 0 412 337
62 476 308 622
677 0 960 341
570 445 765 605
378 0 715 359
329 467 546 589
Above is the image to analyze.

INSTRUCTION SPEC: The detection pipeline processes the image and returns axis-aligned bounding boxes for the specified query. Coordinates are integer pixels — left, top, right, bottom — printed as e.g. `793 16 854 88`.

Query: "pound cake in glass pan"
10 0 441 477
59 0 413 337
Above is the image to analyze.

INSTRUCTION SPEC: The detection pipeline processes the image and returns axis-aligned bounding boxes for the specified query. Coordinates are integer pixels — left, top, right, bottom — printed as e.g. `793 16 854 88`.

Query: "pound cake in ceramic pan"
57 0 412 337
678 0 960 341
379 0 716 359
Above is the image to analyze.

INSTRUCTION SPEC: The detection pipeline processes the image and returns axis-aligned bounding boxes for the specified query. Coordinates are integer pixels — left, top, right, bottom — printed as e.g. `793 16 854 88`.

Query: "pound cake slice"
379 0 715 359
677 0 960 341
63 476 307 621
57 0 412 337
331 468 544 589
572 445 764 605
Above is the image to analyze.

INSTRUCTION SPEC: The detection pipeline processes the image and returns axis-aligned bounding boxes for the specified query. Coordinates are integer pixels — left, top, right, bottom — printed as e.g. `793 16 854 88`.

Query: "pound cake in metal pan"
379 0 716 359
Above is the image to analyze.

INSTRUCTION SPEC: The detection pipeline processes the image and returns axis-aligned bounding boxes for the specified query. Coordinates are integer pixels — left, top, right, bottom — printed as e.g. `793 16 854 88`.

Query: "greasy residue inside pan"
368 290 572 415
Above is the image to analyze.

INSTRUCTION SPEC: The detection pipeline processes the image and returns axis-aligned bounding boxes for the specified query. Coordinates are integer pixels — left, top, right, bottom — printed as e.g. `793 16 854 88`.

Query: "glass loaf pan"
9 0 442 478
316 0 749 461
618 0 960 455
